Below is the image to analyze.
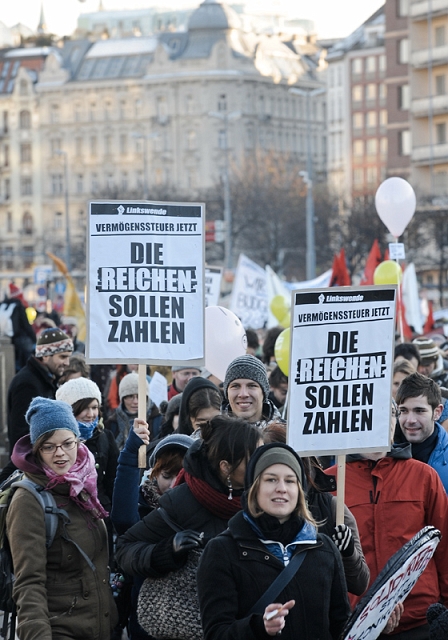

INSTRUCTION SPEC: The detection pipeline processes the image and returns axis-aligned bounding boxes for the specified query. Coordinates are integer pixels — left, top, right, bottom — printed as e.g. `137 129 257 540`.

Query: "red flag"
361 240 382 286
330 249 351 287
423 301 435 334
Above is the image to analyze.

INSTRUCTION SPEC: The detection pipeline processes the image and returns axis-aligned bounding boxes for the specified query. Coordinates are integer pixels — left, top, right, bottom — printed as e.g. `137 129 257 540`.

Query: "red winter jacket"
326 446 448 634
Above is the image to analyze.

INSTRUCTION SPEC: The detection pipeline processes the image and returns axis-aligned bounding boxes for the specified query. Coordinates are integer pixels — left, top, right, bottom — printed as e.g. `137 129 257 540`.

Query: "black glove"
332 524 355 557
172 530 204 556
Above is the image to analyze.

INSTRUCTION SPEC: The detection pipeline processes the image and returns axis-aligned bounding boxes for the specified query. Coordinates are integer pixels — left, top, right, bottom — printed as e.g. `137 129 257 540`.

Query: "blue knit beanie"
26 397 81 444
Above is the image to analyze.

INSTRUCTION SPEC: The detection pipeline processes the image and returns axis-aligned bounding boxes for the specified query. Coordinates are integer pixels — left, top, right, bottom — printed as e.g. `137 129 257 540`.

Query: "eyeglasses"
39 440 78 455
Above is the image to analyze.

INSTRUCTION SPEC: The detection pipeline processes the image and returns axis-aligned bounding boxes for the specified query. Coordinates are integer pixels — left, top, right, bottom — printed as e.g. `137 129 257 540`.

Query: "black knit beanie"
427 603 448 639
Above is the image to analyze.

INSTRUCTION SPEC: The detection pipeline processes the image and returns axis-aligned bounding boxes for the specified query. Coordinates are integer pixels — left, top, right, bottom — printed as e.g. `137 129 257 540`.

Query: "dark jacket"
105 401 162 449
115 440 230 578
84 424 119 512
7 356 57 453
6 436 118 640
197 511 350 640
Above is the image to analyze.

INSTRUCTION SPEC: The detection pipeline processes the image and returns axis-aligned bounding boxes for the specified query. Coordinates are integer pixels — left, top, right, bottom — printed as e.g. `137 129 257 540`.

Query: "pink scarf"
43 443 108 520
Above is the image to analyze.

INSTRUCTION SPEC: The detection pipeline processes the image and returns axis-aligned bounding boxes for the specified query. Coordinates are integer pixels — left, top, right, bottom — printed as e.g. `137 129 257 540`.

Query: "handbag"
137 508 203 640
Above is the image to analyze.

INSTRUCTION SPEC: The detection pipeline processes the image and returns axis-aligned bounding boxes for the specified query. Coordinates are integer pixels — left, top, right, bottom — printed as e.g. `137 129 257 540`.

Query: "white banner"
288 286 396 456
205 266 222 307
86 200 205 365
230 254 268 329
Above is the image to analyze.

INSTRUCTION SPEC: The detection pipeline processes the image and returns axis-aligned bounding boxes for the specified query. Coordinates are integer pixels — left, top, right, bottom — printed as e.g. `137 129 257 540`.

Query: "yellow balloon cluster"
270 295 290 328
373 260 402 285
274 328 290 376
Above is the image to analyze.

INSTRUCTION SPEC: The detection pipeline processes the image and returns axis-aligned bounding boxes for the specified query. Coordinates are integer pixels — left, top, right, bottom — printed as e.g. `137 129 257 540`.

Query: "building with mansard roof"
0 0 326 275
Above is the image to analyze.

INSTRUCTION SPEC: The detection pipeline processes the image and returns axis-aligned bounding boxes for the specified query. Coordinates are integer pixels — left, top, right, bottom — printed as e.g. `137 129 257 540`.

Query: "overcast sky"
1 0 384 40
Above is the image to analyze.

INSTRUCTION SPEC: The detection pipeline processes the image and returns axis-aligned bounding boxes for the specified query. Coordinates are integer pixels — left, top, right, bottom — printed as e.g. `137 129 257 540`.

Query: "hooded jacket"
325 443 448 634
177 376 221 435
6 436 118 640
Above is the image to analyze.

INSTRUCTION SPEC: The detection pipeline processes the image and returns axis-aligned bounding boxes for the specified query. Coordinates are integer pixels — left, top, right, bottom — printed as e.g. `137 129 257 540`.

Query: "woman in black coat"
115 415 262 580
197 443 351 640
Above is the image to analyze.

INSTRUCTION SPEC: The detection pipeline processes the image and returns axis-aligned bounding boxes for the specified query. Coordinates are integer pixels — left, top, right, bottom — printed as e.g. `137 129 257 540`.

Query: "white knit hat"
118 372 150 401
56 377 102 407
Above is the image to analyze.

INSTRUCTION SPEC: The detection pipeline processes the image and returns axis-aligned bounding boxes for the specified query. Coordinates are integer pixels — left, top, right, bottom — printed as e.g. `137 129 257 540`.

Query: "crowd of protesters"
1 288 448 640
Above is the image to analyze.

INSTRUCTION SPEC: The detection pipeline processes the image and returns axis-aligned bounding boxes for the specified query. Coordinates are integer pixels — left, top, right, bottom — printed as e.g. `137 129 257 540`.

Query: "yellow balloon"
274 328 290 376
270 295 289 322
373 260 402 285
279 311 290 329
25 307 37 324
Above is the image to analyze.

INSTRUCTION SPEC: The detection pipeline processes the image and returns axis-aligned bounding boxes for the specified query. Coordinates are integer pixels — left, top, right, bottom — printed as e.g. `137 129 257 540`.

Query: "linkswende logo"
117 205 125 215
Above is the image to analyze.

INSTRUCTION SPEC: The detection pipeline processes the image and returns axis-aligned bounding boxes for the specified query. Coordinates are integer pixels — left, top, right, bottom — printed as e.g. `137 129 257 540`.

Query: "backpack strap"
11 479 96 572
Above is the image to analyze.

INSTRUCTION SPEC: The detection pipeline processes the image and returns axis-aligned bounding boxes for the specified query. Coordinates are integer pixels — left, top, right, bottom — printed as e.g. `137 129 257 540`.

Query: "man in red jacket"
326 402 448 639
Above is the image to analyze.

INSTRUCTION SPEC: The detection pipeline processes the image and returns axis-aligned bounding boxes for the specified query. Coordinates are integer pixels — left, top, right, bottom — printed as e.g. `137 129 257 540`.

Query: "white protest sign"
205 266 222 307
343 527 440 640
87 200 205 365
148 371 168 408
230 254 268 329
288 286 396 456
388 243 405 260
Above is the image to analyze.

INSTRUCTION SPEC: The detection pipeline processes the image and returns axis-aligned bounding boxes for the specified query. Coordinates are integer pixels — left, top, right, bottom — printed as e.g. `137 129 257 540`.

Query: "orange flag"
361 240 382 285
330 249 351 287
423 301 435 334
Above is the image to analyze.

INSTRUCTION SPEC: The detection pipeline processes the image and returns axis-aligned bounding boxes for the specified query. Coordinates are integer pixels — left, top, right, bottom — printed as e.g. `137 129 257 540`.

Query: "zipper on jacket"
369 474 381 504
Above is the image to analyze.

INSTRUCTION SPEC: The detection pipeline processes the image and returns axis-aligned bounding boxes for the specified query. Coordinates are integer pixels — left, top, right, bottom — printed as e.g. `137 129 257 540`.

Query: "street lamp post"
132 132 159 200
55 149 71 271
289 86 325 280
208 110 241 271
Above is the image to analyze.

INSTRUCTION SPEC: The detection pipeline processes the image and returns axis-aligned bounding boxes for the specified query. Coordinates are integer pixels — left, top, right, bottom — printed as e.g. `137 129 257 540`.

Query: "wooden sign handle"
138 364 147 469
335 454 346 525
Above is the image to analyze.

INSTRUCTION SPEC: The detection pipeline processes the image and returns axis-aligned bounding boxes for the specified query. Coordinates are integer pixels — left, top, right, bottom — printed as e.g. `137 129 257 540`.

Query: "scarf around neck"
174 468 242 520
77 417 98 441
43 442 108 520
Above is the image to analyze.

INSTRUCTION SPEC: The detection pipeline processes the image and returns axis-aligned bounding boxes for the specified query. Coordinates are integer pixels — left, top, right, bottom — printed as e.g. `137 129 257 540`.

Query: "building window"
398 39 409 64
366 167 378 185
20 143 32 163
3 111 8 133
435 74 446 96
135 99 142 118
352 58 363 74
366 56 376 73
50 104 60 124
365 84 377 100
218 93 227 112
352 85 363 102
186 94 194 114
19 110 31 129
120 134 127 155
397 0 409 17
353 168 364 185
353 112 363 130
353 140 364 156
434 171 448 194
398 130 411 155
120 100 127 119
379 55 386 72
398 85 410 110
106 173 114 190
157 96 167 121
54 211 63 229
105 100 112 120
22 246 34 268
76 174 83 194
75 137 83 156
20 176 32 196
366 111 377 128
366 139 378 155
187 130 196 150
4 178 10 200
380 109 388 126
4 144 9 166
78 210 85 227
92 173 99 193
379 84 387 100
380 137 388 156
6 211 12 232
22 212 33 234
436 122 447 144
90 136 97 157
435 26 446 48
121 172 128 191
74 103 81 122
51 174 63 195
90 103 96 122
105 135 112 155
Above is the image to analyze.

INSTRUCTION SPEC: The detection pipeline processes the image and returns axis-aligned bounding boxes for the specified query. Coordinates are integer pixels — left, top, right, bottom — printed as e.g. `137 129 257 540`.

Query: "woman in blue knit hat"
6 396 117 640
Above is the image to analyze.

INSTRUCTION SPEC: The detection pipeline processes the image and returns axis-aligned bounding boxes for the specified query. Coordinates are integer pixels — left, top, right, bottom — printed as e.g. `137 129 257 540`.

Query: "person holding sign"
197 443 350 640
326 402 448 639
395 372 448 493
223 355 282 428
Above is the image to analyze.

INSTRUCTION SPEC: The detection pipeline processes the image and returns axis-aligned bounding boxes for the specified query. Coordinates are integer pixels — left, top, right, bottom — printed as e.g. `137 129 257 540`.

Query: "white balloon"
375 177 416 238
205 306 247 381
